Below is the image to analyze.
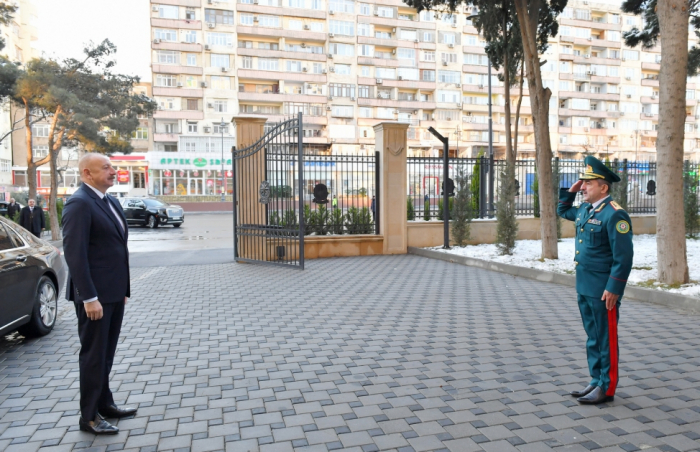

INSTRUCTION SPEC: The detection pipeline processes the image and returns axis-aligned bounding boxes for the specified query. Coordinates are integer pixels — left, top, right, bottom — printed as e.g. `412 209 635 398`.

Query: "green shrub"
451 167 473 246
407 197 415 220
684 161 700 237
495 162 519 254
329 208 345 234
423 199 431 221
471 151 484 213
532 170 540 218
309 205 330 235
437 197 454 221
345 207 373 234
303 204 312 235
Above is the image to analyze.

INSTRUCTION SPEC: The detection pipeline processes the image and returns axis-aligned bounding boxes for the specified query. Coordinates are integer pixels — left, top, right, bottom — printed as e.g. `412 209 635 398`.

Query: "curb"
408 246 700 315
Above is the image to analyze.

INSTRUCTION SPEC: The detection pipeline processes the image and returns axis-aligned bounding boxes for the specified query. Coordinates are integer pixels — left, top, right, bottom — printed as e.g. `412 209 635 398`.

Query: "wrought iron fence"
267 151 379 235
408 157 675 220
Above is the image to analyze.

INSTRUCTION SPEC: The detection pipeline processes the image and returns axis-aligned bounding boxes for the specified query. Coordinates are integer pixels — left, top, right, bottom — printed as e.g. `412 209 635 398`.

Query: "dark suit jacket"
7 202 20 219
62 184 130 304
19 205 45 236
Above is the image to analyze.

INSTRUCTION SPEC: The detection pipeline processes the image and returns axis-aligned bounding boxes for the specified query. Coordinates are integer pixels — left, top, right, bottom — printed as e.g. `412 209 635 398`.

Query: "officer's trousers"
577 294 620 396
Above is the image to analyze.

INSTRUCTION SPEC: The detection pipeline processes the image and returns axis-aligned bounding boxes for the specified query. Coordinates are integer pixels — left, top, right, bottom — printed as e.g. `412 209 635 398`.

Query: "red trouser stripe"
606 306 619 396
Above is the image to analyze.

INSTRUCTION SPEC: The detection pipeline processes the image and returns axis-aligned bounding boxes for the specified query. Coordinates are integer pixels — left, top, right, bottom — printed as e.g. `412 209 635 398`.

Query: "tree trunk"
656 0 690 284
503 0 514 165
22 100 48 202
513 0 558 259
513 63 524 156
47 110 64 241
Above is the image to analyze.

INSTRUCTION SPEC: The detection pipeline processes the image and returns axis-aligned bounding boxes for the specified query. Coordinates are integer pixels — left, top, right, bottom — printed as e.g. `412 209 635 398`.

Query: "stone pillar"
232 116 268 260
374 122 409 255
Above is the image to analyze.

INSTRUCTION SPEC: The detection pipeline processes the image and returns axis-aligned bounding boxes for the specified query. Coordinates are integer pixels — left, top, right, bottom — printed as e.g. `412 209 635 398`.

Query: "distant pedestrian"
370 195 376 220
332 195 338 209
424 193 429 203
19 199 45 237
6 197 20 219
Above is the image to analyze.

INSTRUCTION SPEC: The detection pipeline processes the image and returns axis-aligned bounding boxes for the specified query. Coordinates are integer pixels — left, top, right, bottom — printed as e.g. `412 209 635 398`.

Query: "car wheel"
147 215 158 229
173 223 181 228
17 276 58 338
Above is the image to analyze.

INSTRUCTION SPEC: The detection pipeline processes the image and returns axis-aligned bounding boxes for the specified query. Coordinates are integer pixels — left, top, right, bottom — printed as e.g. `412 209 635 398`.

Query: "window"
329 83 355 97
242 56 253 69
207 32 233 46
608 31 620 42
131 127 148 140
687 90 696 100
187 121 198 133
329 20 354 36
375 30 391 39
359 44 374 57
184 76 197 88
211 54 230 68
157 51 178 64
259 58 279 71
213 124 229 134
289 19 303 30
183 31 197 43
422 31 434 42
463 53 487 65
357 23 371 36
397 68 419 80
240 14 254 25
360 66 371 77
214 100 227 112
289 0 304 7
441 53 457 63
376 108 394 119
32 124 49 137
211 76 231 90
158 5 178 19
258 42 279 50
397 48 415 61
329 0 354 13
287 60 304 72
400 29 417 41
258 15 280 27
358 85 371 98
186 8 196 20
441 33 456 45
309 22 323 32
622 50 639 60
359 3 370 15
437 90 460 103
436 110 459 121
375 67 395 79
33 145 48 158
186 99 199 111
377 6 393 17
421 70 435 82
334 64 351 75
154 29 177 42
422 51 435 62
438 70 460 84
359 107 372 118
159 98 176 110
571 98 590 110
186 54 197 66
205 9 234 24
313 63 323 73
330 43 354 56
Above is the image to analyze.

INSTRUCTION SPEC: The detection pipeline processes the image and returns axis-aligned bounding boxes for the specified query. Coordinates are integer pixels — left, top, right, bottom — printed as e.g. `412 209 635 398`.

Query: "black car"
0 215 66 337
118 197 185 228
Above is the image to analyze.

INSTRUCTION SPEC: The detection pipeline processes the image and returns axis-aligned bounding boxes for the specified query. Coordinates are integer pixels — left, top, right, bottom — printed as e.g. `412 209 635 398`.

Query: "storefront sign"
117 170 130 183
149 152 233 170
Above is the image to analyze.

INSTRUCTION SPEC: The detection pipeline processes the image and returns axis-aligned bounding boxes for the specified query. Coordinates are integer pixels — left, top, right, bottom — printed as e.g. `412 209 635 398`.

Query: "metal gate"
232 113 305 269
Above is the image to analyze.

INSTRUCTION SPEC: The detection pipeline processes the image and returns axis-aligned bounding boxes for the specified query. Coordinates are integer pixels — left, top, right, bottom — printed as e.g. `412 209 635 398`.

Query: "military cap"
579 155 621 183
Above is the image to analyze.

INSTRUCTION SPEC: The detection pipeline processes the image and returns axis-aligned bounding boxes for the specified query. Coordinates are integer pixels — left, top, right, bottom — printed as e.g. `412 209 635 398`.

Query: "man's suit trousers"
74 301 124 420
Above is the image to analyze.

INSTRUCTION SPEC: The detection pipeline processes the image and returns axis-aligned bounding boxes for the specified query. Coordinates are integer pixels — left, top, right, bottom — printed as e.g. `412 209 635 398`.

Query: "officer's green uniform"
557 156 634 398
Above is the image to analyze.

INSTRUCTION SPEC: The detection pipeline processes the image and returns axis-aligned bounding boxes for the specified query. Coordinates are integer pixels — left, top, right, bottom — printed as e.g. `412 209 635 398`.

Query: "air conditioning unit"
351 96 355 101
329 67 335 72
152 6 159 12
392 49 396 55
327 53 333 59
621 57 626 61
322 69 327 73
695 124 699 129
431 114 435 120
376 78 383 84
448 43 454 48
587 36 592 40
455 83 461 88
478 84 484 88
625 76 631 80
374 11 379 16
584 54 590 58
329 10 335 14
301 43 307 48
451 23 457 28
201 82 208 88
207 103 214 108
207 0 213 3
651 95 657 100
304 25 310 30
153 39 161 44
645 113 653 117
253 16 259 22
302 67 308 72
253 0 259 3
392 28 397 33
456 103 462 108
328 96 333 100
207 23 215 28
398 76 404 80
329 33 335 38
442 61 448 66
326 106 332 111
221 67 229 72
177 82 183 87
414 39 419 43
584 127 589 132
204 44 211 50
619 112 625 116
626 94 631 98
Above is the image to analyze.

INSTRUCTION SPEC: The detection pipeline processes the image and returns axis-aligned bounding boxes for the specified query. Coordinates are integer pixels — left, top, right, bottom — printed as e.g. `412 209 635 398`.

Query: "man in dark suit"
19 199 45 237
6 198 20 219
62 153 136 435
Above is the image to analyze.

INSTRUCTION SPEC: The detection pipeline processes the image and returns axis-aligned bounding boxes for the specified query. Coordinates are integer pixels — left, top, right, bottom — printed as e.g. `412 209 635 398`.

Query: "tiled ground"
1 255 699 452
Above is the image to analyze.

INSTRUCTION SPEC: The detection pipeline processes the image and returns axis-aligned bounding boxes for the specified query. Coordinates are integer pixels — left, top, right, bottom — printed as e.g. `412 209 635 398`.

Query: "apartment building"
0 0 38 198
149 0 700 196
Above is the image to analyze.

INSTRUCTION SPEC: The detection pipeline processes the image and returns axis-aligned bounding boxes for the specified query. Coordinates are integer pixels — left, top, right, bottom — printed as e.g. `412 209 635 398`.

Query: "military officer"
557 156 634 405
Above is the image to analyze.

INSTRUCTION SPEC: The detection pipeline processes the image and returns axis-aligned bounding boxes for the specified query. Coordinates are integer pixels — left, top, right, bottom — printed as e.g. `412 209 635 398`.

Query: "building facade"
148 0 699 196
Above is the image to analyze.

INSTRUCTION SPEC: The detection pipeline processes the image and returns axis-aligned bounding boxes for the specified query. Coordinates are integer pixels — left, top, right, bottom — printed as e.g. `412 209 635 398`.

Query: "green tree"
552 158 561 239
329 208 345 234
424 199 431 221
621 0 693 284
496 162 519 254
611 160 629 211
437 197 454 220
471 152 483 213
345 207 373 234
684 161 700 238
13 40 157 240
0 2 17 52
452 167 474 246
407 197 416 220
532 169 539 218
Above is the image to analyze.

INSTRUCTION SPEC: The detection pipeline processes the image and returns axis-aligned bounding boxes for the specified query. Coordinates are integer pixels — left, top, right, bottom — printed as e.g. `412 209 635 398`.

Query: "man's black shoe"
577 386 614 404
99 404 138 419
570 385 596 398
79 415 119 435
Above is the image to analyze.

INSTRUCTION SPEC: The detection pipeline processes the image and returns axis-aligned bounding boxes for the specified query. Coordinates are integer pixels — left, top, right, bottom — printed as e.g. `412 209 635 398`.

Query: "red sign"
117 170 130 183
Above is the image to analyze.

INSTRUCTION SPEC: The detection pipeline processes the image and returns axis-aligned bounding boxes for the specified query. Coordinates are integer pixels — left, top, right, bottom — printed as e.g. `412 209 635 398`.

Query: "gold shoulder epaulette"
595 202 606 212
610 200 624 211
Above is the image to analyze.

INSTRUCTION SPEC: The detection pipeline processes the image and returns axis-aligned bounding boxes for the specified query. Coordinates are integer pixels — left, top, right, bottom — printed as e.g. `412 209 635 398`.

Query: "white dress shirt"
83 184 126 304
589 195 610 213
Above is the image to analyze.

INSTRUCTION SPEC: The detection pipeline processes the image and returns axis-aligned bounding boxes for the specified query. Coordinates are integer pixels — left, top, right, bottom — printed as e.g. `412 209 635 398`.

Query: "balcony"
463 25 478 34
237 26 326 42
152 41 202 52
559 90 619 101
153 87 203 97
560 18 622 31
357 56 400 68
641 62 661 71
463 65 490 75
153 133 180 143
357 77 434 90
358 36 398 47
462 45 486 55
151 64 203 75
237 68 327 83
574 37 621 48
238 91 324 104
150 0 200 6
641 78 659 87
238 47 326 62
357 97 434 109
591 75 620 84
358 15 434 30
572 55 621 66
640 113 659 121
153 110 204 120
150 18 201 30
641 96 659 104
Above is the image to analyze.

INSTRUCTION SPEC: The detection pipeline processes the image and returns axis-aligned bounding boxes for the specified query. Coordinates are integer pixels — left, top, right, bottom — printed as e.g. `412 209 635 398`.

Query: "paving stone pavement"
1 254 700 452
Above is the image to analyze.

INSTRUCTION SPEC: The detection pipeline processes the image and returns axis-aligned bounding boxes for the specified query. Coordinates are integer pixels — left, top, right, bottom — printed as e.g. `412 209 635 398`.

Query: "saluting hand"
601 290 619 311
569 180 584 193
84 300 103 321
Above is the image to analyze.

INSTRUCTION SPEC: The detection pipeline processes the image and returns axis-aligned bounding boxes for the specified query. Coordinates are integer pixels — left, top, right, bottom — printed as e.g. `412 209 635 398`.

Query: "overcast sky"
33 0 151 81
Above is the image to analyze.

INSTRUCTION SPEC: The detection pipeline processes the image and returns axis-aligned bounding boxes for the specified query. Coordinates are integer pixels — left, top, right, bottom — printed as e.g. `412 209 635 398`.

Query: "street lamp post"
220 117 226 202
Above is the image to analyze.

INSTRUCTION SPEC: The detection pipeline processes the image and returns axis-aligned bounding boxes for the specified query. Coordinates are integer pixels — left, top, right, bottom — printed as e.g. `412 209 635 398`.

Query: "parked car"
0 215 66 337
117 197 185 228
